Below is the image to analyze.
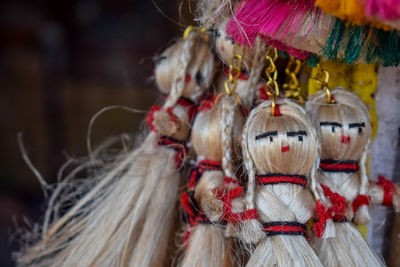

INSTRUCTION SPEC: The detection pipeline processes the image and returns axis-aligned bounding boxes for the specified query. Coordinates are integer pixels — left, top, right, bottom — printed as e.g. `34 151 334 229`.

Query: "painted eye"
195 71 203 86
358 127 363 135
225 36 235 45
331 126 335 133
154 56 166 65
216 30 221 38
298 136 303 142
269 136 273 142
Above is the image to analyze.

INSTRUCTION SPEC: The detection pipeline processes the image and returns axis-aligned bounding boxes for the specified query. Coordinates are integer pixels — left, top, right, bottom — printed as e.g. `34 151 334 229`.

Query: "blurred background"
0 0 194 265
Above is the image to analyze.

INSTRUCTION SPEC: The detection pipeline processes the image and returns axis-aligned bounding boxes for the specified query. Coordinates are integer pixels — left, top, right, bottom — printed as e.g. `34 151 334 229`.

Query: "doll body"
179 94 245 267
306 88 386 267
242 99 323 267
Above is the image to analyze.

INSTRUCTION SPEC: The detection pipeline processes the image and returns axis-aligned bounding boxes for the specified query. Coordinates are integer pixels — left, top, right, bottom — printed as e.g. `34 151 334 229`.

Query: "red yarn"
352 194 370 213
176 97 197 122
224 176 240 185
157 136 188 169
258 86 270 101
314 184 347 237
146 105 162 132
314 200 330 238
377 175 396 206
216 178 258 223
188 160 222 190
275 104 281 116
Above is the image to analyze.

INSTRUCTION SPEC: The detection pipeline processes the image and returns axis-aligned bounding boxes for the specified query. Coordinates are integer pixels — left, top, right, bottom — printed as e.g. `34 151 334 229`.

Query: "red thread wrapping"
176 97 198 122
263 224 306 235
377 175 396 206
188 160 222 190
319 161 359 172
352 194 370 212
256 174 307 187
157 136 188 169
181 191 211 247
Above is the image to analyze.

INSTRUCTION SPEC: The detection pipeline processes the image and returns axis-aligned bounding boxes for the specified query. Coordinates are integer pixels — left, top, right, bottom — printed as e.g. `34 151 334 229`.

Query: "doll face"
214 23 254 70
315 105 370 160
215 25 236 66
154 37 214 99
247 112 316 175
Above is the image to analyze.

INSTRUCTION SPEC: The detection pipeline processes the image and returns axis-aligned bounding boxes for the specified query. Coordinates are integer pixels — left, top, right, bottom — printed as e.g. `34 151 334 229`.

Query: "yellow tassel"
349 64 378 139
315 0 392 30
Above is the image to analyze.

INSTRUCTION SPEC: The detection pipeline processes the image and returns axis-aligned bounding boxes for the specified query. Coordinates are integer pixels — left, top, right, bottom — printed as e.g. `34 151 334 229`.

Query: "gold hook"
183 26 207 40
312 63 335 104
264 47 280 116
223 43 245 105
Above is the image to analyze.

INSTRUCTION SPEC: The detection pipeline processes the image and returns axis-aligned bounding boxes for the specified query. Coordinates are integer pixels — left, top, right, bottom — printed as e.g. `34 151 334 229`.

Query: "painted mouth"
281 145 290 152
341 136 351 144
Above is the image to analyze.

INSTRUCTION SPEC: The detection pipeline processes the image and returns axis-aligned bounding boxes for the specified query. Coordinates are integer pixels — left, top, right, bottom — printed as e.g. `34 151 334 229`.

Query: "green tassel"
380 30 400 67
344 26 364 64
306 53 319 67
323 18 345 60
277 50 289 58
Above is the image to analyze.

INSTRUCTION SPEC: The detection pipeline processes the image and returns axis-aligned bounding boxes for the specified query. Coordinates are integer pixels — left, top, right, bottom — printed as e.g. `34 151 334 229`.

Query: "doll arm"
368 176 400 212
147 105 190 138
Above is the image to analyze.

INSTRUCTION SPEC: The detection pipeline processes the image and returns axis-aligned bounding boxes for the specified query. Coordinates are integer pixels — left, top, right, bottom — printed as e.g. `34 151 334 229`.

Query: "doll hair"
306 88 385 267
196 0 236 29
241 99 323 267
306 87 372 225
16 30 215 267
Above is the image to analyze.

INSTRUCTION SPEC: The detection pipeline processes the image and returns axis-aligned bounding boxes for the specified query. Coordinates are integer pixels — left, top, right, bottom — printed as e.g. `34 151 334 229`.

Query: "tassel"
323 18 400 66
315 0 393 30
226 0 316 58
323 18 345 61
364 0 400 21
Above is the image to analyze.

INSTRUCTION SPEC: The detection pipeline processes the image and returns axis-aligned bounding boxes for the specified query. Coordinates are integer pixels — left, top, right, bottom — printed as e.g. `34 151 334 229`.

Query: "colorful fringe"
315 0 393 30
226 0 317 59
323 18 400 66
364 0 400 21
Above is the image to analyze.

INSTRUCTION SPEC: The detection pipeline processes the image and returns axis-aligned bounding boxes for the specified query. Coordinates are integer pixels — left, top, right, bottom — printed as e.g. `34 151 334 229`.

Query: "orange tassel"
315 0 393 30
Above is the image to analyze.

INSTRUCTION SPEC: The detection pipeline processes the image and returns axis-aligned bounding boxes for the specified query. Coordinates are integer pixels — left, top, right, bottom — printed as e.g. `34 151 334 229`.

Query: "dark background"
0 1 194 265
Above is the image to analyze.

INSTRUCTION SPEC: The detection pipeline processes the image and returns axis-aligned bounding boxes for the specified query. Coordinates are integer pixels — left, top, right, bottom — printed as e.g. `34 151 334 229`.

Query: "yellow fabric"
308 60 378 239
315 0 392 30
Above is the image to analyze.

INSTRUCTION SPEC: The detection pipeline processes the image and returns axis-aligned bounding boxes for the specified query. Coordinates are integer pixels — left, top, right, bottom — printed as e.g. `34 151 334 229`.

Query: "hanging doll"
179 94 245 267
178 20 267 267
306 87 400 267
240 99 323 267
17 30 215 267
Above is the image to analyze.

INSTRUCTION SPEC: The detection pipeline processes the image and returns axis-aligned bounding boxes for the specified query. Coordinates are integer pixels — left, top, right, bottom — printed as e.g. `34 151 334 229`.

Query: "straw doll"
306 88 397 267
179 93 246 267
240 99 323 267
178 21 267 267
17 30 215 267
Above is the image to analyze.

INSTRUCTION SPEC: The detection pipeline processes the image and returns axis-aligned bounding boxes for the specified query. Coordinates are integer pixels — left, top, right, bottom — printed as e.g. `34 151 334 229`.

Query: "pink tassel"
364 0 400 21
226 0 316 59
